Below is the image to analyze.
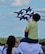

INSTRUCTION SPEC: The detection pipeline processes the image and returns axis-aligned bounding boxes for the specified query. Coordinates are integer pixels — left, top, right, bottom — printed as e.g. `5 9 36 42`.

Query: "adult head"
7 35 16 54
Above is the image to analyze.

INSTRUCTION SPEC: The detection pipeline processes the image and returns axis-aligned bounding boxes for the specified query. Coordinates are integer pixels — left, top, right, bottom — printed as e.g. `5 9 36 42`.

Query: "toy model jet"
23 7 32 13
13 10 23 17
26 11 34 18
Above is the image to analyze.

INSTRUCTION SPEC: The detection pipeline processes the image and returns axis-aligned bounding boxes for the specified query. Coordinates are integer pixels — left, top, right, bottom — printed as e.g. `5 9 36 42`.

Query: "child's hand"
26 18 30 22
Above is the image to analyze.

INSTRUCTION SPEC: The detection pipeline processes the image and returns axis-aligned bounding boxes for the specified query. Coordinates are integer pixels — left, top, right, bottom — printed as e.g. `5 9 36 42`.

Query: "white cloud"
21 0 30 5
11 0 31 6
11 0 22 6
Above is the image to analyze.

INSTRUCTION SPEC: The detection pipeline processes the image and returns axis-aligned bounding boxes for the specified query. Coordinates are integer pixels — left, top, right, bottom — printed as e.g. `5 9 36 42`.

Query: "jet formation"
13 6 45 21
13 6 33 21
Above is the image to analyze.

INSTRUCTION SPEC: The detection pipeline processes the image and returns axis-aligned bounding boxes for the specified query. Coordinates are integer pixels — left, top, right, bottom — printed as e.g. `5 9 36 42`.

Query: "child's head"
32 13 40 22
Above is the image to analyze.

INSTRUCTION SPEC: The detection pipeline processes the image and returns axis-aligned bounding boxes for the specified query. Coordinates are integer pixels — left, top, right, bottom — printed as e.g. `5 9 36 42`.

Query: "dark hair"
7 35 16 54
0 43 1 45
41 42 45 46
33 13 40 22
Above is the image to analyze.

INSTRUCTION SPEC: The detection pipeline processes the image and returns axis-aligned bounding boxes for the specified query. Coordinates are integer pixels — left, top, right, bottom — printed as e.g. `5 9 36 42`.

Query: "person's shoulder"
3 47 7 52
35 43 42 48
12 47 16 50
3 48 7 54
19 42 30 46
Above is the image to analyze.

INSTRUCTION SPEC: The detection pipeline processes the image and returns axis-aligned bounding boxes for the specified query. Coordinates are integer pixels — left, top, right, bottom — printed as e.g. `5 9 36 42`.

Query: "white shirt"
16 42 43 54
0 46 4 54
0 46 2 51
0 51 2 54
3 47 17 54
1 46 4 51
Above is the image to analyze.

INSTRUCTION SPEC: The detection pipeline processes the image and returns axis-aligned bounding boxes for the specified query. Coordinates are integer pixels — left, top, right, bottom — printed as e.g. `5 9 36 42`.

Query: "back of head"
7 35 16 54
32 13 40 22
7 35 16 47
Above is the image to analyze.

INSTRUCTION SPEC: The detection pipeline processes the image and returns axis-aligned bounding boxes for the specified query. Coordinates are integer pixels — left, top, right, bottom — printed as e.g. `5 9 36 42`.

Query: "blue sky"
0 0 45 39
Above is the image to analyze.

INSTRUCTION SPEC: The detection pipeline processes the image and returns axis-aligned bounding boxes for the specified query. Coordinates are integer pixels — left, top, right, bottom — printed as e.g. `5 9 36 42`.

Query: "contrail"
34 10 45 13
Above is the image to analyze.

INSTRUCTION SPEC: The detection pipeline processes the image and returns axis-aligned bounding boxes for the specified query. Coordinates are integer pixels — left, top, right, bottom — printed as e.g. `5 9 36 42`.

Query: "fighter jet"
23 7 32 13
13 10 23 17
17 15 29 21
25 11 34 18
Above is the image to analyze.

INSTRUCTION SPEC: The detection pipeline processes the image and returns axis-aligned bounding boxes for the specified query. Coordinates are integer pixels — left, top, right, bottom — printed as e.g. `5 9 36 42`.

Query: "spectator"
18 13 44 54
0 43 2 54
20 13 41 43
3 35 18 54
16 42 44 54
24 13 40 43
41 42 45 54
